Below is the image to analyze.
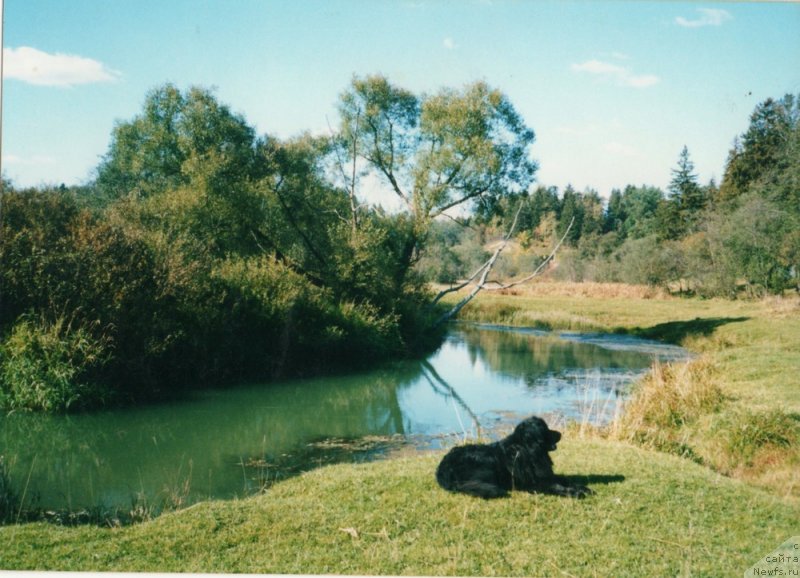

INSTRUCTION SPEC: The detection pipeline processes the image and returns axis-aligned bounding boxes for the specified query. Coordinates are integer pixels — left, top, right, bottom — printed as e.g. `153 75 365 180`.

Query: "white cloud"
443 37 457 50
675 8 732 28
572 59 626 76
3 46 120 87
2 153 57 166
571 59 660 89
625 74 660 89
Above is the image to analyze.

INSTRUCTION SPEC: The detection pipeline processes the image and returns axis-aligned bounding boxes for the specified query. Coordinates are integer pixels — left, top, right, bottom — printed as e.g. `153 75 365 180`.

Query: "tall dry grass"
607 356 800 497
608 358 725 461
484 281 671 300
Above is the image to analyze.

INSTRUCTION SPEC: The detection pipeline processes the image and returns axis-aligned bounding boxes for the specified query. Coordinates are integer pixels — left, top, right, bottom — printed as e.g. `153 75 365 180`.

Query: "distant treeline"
420 94 800 297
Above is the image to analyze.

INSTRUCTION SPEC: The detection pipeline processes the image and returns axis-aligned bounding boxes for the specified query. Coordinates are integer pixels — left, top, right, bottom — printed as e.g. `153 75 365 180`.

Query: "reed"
0 456 20 524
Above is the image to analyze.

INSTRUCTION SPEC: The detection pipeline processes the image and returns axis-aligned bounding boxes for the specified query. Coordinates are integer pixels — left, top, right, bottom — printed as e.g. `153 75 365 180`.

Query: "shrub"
329 301 402 362
0 316 111 412
0 188 82 327
712 409 799 470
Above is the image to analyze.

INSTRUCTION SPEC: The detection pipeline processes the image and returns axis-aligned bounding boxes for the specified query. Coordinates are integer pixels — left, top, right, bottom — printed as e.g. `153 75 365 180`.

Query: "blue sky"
2 0 799 201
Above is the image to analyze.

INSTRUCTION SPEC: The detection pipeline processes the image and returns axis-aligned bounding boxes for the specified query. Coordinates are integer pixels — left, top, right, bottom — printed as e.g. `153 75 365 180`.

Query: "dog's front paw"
568 485 594 499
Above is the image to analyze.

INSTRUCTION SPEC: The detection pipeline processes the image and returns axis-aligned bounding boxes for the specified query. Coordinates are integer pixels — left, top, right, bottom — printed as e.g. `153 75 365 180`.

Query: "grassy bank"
2 282 798 574
1 440 796 576
450 282 800 497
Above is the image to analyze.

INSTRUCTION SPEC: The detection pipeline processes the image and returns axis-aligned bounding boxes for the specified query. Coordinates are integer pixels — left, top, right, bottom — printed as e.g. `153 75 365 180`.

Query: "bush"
698 194 798 296
613 236 685 287
713 409 799 469
0 188 82 327
0 316 111 412
326 301 402 362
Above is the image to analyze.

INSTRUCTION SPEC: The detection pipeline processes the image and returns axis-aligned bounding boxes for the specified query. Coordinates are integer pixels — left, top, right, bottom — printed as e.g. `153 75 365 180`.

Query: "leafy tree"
612 236 684 288
96 84 262 201
621 185 663 240
579 188 604 238
2 82 455 412
702 194 798 295
529 186 560 228
604 189 625 235
755 99 800 211
338 74 537 231
654 198 682 242
704 178 720 210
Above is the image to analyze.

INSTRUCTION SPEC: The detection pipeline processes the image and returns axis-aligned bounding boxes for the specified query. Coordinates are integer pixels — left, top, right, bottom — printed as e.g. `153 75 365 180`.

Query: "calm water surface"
0 325 687 510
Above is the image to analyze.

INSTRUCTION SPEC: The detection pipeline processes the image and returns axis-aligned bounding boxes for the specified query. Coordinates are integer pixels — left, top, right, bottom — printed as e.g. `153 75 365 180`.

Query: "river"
0 325 687 512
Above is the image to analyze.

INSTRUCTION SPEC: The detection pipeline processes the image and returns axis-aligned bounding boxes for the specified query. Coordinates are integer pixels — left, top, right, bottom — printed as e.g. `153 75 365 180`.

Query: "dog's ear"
514 419 545 450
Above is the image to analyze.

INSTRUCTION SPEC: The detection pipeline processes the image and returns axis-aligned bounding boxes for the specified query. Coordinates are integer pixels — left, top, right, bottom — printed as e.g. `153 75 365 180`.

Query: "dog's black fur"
435 416 593 499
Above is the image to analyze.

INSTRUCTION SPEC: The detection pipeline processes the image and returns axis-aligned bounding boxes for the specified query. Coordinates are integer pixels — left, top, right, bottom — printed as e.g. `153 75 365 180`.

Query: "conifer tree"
669 146 707 233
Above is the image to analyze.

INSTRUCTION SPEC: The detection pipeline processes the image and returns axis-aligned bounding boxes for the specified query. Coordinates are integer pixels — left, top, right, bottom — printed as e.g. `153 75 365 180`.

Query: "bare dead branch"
432 202 524 326
430 201 523 307
438 211 478 231
485 217 574 290
432 212 574 328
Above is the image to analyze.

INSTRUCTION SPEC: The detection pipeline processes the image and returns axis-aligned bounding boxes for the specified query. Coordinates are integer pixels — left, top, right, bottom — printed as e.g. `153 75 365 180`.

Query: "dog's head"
513 416 562 453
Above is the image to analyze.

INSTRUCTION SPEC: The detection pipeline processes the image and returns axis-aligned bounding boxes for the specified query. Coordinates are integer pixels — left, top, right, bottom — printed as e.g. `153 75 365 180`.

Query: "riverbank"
448 282 800 497
1 284 798 574
1 440 796 575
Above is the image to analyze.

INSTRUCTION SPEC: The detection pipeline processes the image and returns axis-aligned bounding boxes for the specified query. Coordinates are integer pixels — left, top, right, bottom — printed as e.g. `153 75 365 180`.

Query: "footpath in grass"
0 440 797 576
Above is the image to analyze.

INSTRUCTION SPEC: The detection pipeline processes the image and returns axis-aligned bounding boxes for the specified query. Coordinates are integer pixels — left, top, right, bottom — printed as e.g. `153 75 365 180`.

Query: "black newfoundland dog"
435 416 593 499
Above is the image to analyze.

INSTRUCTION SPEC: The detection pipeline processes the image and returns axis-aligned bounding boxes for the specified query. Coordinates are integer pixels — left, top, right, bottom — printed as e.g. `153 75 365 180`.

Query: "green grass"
1 440 796 576
2 285 798 574
452 287 800 496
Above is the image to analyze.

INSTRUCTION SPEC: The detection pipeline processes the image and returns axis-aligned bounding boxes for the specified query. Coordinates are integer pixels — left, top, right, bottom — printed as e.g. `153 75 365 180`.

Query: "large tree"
96 84 262 201
338 75 538 232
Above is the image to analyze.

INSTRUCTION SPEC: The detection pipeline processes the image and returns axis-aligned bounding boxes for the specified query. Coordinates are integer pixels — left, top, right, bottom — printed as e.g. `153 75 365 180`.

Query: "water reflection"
0 326 687 510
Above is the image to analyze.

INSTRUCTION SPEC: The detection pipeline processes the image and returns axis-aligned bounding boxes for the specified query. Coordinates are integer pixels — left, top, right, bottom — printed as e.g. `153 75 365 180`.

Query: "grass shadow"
562 473 626 488
626 317 750 345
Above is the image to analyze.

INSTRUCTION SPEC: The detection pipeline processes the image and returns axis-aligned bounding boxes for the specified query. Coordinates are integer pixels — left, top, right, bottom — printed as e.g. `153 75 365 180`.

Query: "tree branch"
485 217 574 290
349 111 360 233
272 182 329 268
428 181 492 220
438 210 479 231
363 116 414 212
250 229 326 287
431 212 574 328
432 202 524 325
326 114 360 233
